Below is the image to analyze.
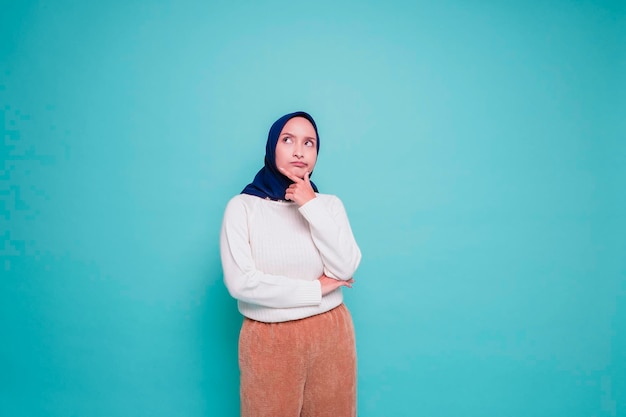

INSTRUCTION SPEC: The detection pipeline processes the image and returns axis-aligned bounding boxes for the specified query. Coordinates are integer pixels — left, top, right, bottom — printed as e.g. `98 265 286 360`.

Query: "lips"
290 162 306 168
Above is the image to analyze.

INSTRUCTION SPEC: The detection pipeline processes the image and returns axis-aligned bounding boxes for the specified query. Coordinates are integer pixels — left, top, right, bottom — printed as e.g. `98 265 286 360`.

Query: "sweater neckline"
262 196 295 205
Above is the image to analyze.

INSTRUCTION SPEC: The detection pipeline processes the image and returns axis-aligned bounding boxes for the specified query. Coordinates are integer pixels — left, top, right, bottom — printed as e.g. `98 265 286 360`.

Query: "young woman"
220 111 361 417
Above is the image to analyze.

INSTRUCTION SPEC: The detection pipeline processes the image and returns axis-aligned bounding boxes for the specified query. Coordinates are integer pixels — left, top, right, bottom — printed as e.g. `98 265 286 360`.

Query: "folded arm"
298 195 362 280
220 199 322 308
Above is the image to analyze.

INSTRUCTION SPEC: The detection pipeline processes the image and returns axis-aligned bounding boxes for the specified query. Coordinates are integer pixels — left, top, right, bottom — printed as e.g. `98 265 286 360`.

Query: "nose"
293 144 303 158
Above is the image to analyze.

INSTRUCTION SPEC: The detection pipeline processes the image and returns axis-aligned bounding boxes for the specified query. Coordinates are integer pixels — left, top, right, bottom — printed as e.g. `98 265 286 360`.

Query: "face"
274 117 318 180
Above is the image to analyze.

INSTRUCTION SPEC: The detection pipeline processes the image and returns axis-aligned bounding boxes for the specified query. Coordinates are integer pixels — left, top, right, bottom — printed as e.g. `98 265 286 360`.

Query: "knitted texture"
220 193 361 323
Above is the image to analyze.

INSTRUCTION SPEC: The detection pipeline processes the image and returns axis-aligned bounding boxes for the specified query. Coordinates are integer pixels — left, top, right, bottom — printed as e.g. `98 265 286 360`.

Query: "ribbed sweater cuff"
295 280 322 306
298 197 326 223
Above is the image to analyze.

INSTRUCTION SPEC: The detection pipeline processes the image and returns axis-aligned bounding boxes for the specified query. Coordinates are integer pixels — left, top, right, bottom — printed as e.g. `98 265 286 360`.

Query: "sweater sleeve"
220 197 322 308
298 195 361 280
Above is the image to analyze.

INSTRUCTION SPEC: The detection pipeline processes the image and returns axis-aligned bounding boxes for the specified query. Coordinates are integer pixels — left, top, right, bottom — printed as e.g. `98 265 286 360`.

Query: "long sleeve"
298 195 362 280
220 197 322 309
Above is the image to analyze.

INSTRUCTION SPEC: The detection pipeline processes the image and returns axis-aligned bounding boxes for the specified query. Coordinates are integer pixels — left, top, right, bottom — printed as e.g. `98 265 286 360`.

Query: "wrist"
299 194 316 207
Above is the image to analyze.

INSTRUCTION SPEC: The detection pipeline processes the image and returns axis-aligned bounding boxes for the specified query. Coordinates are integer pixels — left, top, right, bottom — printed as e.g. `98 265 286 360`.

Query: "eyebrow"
281 131 317 141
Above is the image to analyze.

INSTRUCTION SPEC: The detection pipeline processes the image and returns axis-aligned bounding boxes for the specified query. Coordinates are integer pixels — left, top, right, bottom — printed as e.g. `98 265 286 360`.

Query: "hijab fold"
241 111 320 200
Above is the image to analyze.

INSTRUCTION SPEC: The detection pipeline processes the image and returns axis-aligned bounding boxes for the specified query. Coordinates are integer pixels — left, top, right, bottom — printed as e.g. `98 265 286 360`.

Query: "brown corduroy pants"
238 304 356 417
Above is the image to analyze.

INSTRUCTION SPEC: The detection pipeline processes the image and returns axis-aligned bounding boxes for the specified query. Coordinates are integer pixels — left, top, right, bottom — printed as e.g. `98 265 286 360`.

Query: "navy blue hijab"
241 111 320 200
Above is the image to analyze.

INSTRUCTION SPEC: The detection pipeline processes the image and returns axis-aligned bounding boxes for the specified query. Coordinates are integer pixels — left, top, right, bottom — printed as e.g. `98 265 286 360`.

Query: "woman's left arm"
280 168 361 280
298 195 361 280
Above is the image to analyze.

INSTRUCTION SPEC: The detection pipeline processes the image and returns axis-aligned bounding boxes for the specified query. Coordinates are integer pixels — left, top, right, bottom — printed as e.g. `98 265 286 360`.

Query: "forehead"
280 117 316 137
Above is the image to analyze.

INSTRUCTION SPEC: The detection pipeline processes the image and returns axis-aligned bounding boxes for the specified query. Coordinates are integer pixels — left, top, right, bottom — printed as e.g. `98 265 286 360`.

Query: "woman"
220 111 362 417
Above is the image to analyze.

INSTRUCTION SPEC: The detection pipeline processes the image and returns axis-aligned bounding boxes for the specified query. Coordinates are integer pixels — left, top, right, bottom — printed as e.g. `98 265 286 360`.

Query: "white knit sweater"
220 193 361 323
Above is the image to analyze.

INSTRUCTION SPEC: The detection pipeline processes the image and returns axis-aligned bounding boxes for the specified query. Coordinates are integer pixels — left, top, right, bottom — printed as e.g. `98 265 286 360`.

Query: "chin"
287 168 306 178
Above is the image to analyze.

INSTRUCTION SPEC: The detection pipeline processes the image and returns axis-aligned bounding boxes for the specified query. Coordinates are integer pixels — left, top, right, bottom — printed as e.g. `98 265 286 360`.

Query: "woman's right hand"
319 274 354 296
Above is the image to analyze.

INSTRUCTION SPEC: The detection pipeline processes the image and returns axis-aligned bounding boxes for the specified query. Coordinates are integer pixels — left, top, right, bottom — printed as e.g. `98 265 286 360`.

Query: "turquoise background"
1 1 624 416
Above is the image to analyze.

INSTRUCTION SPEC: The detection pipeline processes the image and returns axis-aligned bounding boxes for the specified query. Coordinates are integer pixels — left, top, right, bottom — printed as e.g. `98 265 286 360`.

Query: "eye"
282 136 293 144
305 140 315 147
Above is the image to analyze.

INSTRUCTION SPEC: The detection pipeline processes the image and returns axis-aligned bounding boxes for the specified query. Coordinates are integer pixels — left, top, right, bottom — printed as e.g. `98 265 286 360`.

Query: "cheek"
308 150 318 166
274 144 289 167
